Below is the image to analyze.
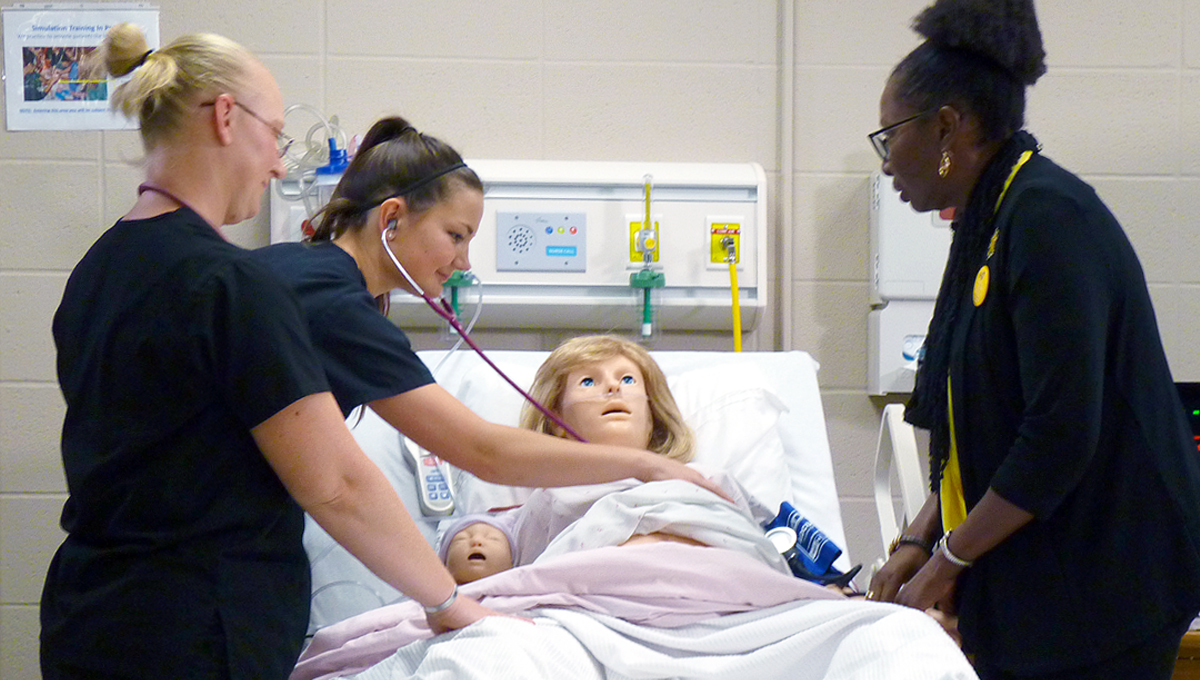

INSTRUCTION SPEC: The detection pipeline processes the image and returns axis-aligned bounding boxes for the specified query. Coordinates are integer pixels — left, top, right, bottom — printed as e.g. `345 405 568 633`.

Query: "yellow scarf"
942 377 968 530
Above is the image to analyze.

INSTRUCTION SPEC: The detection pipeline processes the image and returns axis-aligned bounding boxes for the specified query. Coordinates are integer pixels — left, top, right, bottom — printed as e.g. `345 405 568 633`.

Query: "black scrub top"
252 241 434 415
42 208 330 679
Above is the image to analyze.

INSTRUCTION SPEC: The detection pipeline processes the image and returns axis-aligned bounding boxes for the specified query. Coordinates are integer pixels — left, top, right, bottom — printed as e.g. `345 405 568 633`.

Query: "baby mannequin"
438 512 518 584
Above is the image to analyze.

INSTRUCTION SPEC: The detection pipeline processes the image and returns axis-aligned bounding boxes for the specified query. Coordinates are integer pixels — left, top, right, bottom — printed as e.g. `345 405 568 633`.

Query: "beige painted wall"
3 1 1199 676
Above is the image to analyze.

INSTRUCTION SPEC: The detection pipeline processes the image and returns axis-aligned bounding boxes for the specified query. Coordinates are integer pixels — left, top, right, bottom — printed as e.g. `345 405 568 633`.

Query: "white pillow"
669 364 790 513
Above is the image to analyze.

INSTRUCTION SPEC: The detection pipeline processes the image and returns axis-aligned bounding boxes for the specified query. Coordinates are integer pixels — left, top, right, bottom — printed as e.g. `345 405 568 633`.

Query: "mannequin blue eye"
621 375 635 385
580 377 594 387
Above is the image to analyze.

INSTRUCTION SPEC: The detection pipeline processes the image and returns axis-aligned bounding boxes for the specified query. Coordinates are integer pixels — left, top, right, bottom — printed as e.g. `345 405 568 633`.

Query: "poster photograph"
3 3 159 130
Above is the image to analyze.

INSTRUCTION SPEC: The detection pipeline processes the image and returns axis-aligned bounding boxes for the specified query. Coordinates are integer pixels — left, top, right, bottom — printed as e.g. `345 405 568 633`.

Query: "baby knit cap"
436 510 520 562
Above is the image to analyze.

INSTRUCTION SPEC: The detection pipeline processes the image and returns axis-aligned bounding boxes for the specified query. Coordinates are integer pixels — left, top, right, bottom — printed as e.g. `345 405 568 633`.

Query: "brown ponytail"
307 116 481 242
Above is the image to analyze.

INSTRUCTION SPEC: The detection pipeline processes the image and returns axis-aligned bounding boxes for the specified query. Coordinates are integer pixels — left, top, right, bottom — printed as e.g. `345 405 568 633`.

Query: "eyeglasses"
200 99 295 157
868 107 937 162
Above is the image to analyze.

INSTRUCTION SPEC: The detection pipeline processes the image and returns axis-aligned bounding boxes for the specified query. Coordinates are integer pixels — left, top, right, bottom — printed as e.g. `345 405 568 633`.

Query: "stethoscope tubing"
381 226 586 442
420 296 587 443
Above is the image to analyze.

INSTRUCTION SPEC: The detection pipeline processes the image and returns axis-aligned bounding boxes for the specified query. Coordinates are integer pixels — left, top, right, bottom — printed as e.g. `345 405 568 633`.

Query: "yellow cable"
729 258 742 352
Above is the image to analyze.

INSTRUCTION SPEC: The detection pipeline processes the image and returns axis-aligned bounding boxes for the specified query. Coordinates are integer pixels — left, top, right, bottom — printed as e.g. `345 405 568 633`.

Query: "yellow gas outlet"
629 219 660 263
710 222 741 264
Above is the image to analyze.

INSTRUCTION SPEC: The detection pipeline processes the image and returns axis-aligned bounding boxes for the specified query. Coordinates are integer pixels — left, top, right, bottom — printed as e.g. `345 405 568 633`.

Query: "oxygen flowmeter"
630 174 664 339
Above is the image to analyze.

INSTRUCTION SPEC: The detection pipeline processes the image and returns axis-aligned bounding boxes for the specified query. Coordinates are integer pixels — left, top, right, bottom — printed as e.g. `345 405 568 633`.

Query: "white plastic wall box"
868 299 937 395
869 171 952 304
867 171 951 395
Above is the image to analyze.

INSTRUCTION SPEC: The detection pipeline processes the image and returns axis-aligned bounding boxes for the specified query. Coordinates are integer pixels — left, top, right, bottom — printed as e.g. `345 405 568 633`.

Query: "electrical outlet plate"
708 218 742 269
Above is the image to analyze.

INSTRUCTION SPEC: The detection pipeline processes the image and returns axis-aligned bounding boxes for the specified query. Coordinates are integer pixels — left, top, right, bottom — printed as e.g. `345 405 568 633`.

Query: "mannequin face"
559 355 654 449
444 522 513 584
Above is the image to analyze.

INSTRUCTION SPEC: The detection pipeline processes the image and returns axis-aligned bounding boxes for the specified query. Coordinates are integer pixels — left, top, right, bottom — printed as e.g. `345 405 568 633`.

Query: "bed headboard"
303 349 846 633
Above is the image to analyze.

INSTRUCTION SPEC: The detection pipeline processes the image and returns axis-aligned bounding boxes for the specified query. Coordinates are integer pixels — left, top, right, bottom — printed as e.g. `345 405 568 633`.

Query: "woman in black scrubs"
253 117 728 496
42 24 499 680
865 1 1200 678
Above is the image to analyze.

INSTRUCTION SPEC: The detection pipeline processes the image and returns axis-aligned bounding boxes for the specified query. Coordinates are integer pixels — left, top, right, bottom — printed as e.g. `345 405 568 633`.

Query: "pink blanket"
292 543 840 680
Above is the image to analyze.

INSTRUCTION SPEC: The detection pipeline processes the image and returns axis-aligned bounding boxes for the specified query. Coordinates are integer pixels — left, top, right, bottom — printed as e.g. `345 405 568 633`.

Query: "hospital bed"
873 403 928 565
298 350 977 679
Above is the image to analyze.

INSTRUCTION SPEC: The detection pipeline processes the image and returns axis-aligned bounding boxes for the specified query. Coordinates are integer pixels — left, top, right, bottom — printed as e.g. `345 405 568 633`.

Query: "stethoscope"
380 225 587 442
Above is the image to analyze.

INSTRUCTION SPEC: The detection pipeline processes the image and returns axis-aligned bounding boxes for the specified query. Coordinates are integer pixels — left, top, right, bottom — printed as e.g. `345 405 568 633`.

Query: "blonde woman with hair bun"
90 22 249 151
43 23 504 680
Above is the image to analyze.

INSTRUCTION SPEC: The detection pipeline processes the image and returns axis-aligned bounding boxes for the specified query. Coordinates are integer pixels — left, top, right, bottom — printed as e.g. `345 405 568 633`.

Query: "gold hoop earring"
938 151 952 178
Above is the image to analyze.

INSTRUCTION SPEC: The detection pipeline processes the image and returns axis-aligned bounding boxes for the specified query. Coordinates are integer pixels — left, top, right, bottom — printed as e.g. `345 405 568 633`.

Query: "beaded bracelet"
888 533 934 556
936 532 974 568
423 585 459 614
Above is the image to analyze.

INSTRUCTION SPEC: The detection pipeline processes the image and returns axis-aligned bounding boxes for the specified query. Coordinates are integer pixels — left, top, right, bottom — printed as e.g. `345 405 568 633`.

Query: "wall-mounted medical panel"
495 211 587 272
272 160 767 332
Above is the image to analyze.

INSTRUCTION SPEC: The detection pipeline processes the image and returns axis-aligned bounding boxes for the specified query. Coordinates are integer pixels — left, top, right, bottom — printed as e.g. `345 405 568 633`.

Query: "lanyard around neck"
974 150 1034 307
983 150 1035 259
136 183 227 241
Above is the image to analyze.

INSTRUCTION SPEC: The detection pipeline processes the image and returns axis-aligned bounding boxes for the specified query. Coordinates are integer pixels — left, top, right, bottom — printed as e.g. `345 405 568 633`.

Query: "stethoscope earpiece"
380 225 427 298
376 216 586 443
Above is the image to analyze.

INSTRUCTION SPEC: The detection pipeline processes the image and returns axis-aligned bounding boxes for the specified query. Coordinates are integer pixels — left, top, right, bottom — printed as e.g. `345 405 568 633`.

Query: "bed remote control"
413 450 455 517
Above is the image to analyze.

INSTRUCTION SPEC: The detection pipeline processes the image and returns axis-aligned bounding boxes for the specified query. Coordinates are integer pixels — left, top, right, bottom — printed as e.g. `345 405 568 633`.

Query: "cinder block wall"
3 2 1197 676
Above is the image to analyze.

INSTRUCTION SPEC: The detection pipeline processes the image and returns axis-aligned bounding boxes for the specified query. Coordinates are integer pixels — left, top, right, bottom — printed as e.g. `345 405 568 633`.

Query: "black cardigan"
945 154 1200 673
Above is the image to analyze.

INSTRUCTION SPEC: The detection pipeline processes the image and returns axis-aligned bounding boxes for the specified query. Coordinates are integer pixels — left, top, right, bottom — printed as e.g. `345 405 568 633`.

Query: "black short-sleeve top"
45 208 330 677
253 241 435 416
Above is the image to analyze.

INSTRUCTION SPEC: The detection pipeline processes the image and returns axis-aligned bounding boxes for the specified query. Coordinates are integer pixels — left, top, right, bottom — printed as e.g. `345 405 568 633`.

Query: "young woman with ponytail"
864 1 1200 677
252 117 726 502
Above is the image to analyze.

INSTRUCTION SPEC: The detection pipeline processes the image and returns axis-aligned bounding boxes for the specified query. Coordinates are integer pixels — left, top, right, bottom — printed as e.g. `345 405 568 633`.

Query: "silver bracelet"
936 531 974 568
423 585 458 614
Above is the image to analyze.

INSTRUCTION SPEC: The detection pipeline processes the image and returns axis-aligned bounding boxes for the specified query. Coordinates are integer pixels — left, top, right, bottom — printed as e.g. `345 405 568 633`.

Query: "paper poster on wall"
3 3 159 131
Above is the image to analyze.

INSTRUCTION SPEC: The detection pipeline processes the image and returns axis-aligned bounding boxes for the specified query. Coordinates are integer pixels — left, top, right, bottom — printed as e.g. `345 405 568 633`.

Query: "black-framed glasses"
868 107 937 161
199 99 294 157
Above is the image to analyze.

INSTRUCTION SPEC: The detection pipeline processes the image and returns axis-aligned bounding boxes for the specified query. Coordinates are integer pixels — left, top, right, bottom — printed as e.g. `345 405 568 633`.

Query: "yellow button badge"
973 266 989 306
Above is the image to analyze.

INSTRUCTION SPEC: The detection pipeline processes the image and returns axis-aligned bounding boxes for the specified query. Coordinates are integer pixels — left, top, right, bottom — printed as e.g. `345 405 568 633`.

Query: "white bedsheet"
513 469 783 569
294 479 976 680
356 602 977 680
292 542 839 680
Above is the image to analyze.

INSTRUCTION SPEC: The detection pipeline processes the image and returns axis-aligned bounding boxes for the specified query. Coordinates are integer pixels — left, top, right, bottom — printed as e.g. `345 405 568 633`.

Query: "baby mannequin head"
438 514 516 584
